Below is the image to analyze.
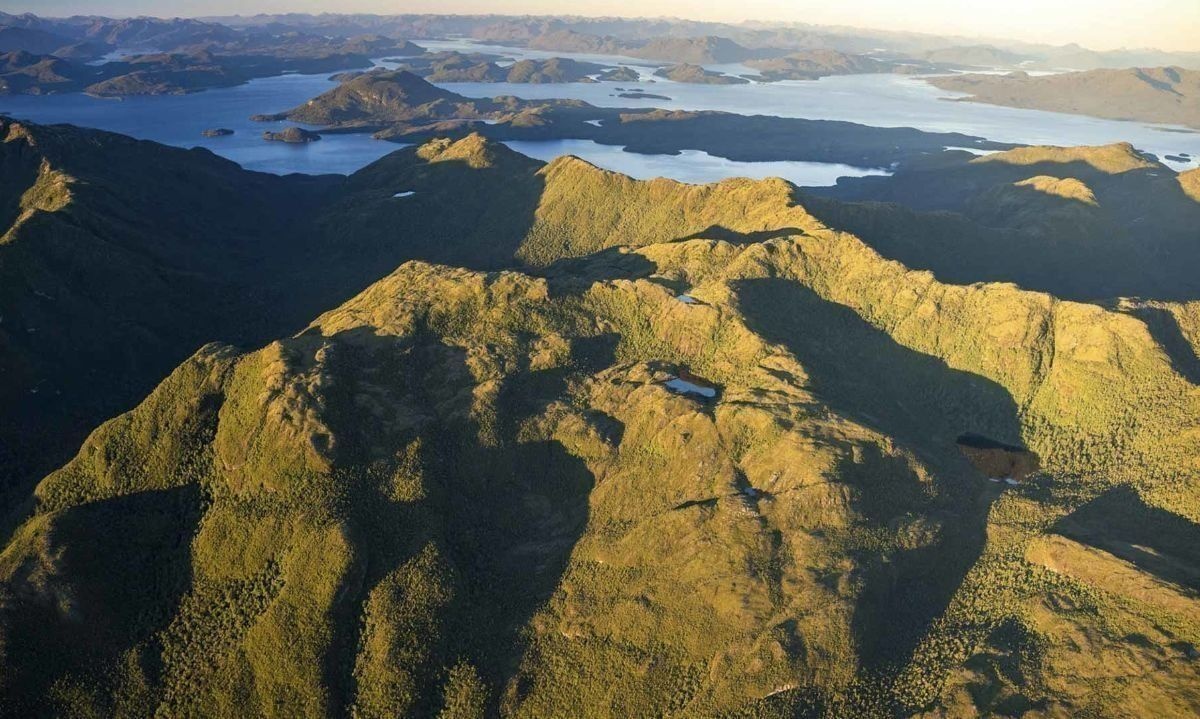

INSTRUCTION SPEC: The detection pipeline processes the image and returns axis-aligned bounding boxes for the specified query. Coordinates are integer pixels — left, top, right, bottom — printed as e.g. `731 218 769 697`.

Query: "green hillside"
1 131 1198 717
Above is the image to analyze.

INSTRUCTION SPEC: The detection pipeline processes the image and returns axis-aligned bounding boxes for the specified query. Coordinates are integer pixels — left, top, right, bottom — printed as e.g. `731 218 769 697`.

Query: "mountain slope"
812 143 1200 300
0 119 358 503
1 139 1198 717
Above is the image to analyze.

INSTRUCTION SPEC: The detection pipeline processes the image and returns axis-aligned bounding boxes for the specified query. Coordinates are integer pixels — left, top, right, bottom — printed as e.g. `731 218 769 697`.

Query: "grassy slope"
1 135 1199 717
0 119 346 504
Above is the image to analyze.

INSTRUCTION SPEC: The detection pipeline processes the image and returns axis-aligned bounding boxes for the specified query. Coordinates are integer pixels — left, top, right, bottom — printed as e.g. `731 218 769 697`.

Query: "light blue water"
503 140 892 186
418 39 1200 171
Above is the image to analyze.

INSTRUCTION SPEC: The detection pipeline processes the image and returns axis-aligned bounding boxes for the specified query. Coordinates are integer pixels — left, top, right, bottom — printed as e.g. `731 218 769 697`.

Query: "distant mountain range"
198 13 1200 71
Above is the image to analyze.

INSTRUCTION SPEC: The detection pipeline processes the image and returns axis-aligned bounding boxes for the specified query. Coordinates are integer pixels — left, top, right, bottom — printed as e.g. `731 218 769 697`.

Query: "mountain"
252 69 592 130
0 50 96 94
0 26 82 56
503 57 605 83
523 29 762 65
0 118 350 504
389 52 607 84
1 131 1198 718
928 67 1200 129
0 13 424 97
630 35 756 64
809 142 1200 300
920 44 1028 68
0 121 586 504
525 28 627 55
253 69 472 125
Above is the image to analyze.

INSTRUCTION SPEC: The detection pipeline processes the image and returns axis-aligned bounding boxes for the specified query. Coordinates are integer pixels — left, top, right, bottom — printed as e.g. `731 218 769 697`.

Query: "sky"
8 0 1200 53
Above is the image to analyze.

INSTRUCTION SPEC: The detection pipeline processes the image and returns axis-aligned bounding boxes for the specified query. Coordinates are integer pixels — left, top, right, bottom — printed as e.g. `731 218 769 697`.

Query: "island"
262 126 321 143
652 63 749 85
597 66 641 82
617 91 672 100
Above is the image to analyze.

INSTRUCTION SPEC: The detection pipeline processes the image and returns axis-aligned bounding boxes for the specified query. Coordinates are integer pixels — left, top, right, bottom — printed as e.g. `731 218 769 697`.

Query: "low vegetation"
1 131 1198 717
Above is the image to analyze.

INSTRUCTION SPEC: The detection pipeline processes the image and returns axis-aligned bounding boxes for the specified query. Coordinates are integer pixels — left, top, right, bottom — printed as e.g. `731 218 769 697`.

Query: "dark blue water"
0 70 401 175
0 66 895 184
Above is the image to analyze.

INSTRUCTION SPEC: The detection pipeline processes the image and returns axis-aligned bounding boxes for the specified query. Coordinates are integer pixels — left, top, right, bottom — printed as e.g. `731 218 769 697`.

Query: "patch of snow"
663 378 717 398
392 191 416 198
584 119 603 127
987 477 1001 483
1004 478 1020 486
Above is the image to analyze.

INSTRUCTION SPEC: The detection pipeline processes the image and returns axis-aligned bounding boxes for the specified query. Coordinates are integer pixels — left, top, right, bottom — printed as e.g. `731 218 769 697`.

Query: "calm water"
504 140 892 186
2 41 1197 180
418 39 1200 171
0 71 396 175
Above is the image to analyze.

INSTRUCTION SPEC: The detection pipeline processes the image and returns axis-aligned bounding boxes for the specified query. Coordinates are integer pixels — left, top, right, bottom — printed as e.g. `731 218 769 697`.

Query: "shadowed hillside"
809 144 1200 300
2 127 1200 717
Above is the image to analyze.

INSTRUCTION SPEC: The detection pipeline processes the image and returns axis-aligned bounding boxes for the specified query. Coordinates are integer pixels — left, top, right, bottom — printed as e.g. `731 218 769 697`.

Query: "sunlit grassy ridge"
1 135 1199 717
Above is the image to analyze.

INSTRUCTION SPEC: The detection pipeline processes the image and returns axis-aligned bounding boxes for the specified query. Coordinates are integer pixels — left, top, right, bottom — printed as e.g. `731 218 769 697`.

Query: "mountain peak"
415 133 511 169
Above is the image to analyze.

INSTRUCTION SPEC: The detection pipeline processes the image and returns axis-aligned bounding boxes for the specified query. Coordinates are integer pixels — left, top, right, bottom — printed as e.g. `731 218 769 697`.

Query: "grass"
1 134 1199 717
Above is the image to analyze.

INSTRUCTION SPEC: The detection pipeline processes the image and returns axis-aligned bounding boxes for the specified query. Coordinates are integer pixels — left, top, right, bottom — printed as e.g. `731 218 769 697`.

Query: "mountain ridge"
0 126 1198 717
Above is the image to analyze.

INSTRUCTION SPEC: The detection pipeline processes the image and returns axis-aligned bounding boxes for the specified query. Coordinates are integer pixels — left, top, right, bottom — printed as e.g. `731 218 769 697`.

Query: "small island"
201 128 234 137
598 66 641 82
617 91 672 100
262 126 321 143
653 63 749 85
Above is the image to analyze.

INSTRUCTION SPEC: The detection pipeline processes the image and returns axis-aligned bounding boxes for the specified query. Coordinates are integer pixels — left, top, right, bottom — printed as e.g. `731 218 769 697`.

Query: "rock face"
262 126 320 143
956 433 1040 480
200 127 233 137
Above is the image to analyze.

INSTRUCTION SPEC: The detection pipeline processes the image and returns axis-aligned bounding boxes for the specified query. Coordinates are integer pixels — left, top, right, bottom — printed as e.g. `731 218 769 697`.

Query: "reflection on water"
504 139 891 186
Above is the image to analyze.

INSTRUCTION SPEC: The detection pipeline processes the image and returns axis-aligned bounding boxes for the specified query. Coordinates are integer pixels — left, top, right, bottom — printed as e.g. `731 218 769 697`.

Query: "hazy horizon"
6 0 1200 54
